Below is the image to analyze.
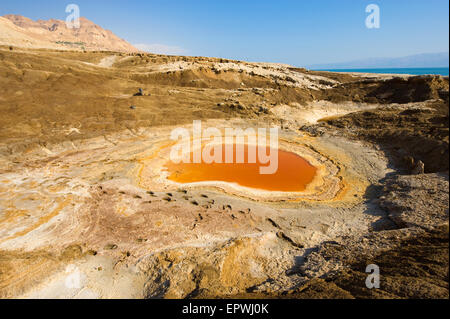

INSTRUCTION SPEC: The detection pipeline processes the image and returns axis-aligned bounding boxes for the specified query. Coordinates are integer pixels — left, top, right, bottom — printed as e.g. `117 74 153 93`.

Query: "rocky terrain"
0 43 448 299
0 15 137 52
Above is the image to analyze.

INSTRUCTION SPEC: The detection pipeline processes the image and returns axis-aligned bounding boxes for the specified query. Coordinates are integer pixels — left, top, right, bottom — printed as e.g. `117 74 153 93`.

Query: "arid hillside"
0 15 137 52
0 45 448 299
1 46 447 150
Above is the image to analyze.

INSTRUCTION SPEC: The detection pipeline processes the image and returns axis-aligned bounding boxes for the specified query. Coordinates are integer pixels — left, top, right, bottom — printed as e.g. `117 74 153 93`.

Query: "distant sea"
314 67 449 76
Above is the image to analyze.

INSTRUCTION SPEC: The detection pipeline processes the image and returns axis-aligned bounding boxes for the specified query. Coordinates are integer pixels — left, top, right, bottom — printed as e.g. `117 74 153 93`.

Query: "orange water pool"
164 144 317 192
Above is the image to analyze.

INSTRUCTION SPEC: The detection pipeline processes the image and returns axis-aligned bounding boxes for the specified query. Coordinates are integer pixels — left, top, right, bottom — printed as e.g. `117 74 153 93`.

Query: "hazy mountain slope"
309 52 449 69
0 16 63 49
0 14 137 52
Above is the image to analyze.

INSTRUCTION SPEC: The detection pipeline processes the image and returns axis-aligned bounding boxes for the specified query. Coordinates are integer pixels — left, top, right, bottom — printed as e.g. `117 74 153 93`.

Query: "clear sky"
1 0 448 66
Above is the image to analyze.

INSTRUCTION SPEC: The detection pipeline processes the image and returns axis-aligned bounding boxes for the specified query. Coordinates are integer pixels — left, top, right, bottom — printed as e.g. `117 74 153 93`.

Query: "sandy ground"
0 46 448 299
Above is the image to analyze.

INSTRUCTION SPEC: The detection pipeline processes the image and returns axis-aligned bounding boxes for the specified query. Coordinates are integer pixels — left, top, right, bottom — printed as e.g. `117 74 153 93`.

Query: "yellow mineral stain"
0 196 72 243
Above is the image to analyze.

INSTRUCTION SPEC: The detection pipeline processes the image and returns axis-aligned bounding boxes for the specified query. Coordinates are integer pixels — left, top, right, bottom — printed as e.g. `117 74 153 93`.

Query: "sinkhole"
164 143 317 192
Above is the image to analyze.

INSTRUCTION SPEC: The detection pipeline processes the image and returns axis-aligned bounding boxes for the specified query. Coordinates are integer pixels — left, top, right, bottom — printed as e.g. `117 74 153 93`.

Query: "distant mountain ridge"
309 52 449 70
0 14 137 52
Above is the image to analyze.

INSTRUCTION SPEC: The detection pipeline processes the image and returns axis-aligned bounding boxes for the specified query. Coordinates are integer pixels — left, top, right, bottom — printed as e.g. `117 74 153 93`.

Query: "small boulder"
104 244 118 250
412 160 425 175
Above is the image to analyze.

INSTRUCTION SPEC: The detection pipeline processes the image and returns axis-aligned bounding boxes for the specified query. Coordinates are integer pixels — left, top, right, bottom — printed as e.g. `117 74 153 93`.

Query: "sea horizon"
313 67 449 76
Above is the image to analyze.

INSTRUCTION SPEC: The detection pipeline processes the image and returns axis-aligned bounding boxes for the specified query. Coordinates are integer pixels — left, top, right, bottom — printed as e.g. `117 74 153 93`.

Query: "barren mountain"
0 14 137 52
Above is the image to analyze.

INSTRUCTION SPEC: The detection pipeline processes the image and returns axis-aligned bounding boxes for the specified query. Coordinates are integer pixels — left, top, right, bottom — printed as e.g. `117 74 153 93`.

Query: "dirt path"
97 55 117 68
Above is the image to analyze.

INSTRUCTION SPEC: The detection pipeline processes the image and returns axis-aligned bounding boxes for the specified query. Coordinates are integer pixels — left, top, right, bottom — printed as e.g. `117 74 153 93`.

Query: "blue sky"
1 0 448 66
